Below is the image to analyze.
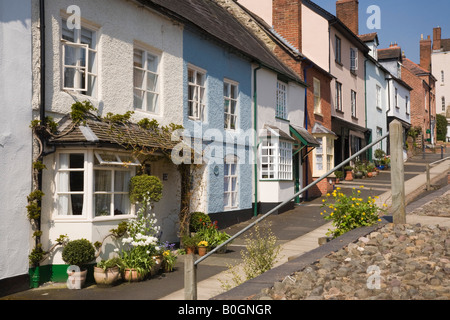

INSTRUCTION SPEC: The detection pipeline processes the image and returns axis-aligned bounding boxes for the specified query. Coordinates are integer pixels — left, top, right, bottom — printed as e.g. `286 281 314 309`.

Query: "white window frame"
224 79 239 130
313 136 334 177
442 96 446 112
187 65 206 121
441 70 445 83
54 150 138 220
56 151 88 218
61 19 98 97
276 81 288 120
350 48 358 72
376 85 381 110
224 155 239 210
314 78 321 114
133 46 161 114
351 90 357 117
260 140 292 181
336 81 343 111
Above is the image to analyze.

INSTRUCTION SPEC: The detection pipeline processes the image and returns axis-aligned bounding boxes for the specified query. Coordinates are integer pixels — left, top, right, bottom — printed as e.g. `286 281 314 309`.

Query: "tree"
436 114 448 142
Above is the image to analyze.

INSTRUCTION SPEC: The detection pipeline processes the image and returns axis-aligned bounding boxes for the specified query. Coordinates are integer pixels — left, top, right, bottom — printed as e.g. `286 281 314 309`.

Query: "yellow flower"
352 197 356 201
329 205 334 209
362 212 366 215
357 190 361 194
383 204 388 207
375 196 379 199
198 241 208 247
327 193 330 197
163 250 170 257
322 199 326 202
378 219 382 221
336 187 341 190
360 186 364 188
330 212 334 216
320 212 323 215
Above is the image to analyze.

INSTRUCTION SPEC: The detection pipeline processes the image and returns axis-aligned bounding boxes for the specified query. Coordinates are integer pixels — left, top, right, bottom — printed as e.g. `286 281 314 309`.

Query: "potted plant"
344 166 354 181
121 246 155 282
62 239 96 289
162 249 178 272
94 257 123 286
334 170 344 184
213 231 231 254
197 241 209 256
181 234 199 254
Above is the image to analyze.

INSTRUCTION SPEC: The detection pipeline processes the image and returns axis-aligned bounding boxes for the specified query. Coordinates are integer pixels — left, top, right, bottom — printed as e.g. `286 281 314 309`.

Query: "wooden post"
426 164 431 191
389 120 406 224
184 253 197 300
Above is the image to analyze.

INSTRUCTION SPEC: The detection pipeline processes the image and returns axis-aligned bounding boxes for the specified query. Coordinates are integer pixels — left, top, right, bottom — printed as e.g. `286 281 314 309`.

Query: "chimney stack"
433 27 442 50
420 35 432 72
272 0 303 52
336 0 359 35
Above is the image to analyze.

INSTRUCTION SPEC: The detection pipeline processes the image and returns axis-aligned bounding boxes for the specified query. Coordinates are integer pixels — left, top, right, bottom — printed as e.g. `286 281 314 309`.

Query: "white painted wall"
34 0 184 265
387 78 411 126
432 51 450 140
0 0 33 280
253 66 305 204
35 0 184 127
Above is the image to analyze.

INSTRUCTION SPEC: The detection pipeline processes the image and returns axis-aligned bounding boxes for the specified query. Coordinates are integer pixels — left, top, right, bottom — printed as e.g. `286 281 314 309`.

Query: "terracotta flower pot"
123 268 145 282
94 266 120 286
345 170 353 181
198 246 208 256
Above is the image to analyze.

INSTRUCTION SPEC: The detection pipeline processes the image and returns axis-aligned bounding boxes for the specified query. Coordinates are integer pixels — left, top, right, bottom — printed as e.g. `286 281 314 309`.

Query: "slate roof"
378 47 402 61
290 125 321 147
48 116 179 151
358 32 378 43
137 0 305 85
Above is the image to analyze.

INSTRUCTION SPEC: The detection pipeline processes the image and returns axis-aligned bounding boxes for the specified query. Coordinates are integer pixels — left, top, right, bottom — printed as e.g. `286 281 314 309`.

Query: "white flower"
146 250 150 254
114 248 119 252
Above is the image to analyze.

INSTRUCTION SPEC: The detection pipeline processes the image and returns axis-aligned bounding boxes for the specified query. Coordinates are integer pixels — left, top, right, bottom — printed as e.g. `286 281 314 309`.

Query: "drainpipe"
386 77 392 154
253 64 261 217
302 62 313 201
32 0 46 289
364 59 371 161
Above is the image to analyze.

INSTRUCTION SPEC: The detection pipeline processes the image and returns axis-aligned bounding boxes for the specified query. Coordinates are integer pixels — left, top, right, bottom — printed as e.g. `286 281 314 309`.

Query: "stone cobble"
409 190 450 217
252 222 450 300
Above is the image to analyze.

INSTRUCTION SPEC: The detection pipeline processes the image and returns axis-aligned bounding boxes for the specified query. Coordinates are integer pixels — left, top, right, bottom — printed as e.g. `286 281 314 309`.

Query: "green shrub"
129 175 163 204
189 212 211 233
62 239 96 268
437 114 447 141
321 186 386 238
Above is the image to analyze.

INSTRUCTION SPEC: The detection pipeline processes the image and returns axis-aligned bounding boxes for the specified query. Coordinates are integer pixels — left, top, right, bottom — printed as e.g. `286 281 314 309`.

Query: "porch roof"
289 125 321 147
48 116 180 152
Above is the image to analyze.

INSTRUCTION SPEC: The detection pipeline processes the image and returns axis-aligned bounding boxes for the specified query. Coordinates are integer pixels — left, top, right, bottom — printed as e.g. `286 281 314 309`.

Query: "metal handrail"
194 132 390 266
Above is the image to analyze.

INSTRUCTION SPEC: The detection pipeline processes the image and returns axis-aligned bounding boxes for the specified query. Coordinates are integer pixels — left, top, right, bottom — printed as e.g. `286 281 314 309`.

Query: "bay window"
260 140 293 180
56 150 139 218
313 136 334 177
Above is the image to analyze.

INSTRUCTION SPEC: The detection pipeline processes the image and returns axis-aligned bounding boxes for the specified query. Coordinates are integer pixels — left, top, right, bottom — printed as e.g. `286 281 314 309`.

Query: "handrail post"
389 120 406 224
184 253 197 300
426 164 431 191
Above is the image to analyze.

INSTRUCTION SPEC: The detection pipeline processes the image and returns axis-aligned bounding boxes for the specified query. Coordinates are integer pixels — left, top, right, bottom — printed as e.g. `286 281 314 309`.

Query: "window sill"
260 179 293 182
351 115 358 121
335 109 344 115
335 60 343 67
376 107 382 112
350 70 358 77
188 116 203 121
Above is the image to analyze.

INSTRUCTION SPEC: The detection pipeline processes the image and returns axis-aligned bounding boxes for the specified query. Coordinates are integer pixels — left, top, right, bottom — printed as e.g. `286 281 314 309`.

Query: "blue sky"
311 0 450 63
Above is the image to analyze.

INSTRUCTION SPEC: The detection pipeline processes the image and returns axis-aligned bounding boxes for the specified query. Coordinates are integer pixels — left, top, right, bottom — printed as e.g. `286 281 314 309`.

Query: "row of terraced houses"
0 0 446 294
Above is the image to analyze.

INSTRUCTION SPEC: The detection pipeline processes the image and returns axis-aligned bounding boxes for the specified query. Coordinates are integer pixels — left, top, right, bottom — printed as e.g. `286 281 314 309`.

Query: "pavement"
1 152 449 301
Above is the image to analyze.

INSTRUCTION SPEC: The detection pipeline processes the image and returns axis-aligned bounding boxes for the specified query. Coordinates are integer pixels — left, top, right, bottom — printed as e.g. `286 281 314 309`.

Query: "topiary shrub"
129 174 163 204
189 212 211 233
62 239 96 269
